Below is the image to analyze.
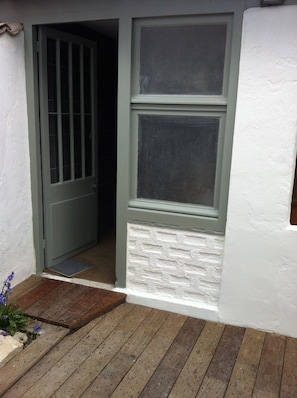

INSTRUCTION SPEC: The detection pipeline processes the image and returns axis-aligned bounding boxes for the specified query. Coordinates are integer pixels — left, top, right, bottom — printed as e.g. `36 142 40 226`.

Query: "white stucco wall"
0 32 36 286
220 5 297 337
126 223 224 320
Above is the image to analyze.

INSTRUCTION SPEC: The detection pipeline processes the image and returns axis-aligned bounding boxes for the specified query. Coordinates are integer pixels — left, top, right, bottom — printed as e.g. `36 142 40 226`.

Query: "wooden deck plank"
54 287 109 325
37 283 91 319
14 278 61 311
196 325 245 397
23 281 77 317
110 312 187 398
206 325 246 382
14 277 126 330
73 290 126 330
224 328 265 398
0 323 70 396
20 303 134 398
2 315 106 398
139 318 206 398
81 308 168 398
253 333 286 398
280 337 297 397
9 275 44 302
53 305 152 397
169 321 225 398
197 376 227 398
37 284 125 331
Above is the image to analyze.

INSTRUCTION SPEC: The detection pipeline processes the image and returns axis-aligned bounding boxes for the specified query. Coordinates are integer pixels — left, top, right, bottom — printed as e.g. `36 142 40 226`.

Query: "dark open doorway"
40 20 118 285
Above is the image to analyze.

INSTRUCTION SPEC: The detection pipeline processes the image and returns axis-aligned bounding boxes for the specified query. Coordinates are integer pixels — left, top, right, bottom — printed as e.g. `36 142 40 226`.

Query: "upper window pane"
139 24 227 95
137 115 220 207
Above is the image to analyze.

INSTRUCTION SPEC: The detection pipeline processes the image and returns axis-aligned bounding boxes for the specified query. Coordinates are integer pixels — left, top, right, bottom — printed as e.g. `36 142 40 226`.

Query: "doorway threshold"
41 272 115 291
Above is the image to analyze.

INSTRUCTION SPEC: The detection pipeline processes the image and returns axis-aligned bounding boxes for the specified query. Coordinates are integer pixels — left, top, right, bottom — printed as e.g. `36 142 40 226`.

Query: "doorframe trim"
26 25 45 274
114 16 131 288
25 23 127 287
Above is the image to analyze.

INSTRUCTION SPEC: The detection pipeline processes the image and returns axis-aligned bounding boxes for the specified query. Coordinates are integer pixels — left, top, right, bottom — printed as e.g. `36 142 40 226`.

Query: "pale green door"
39 27 98 267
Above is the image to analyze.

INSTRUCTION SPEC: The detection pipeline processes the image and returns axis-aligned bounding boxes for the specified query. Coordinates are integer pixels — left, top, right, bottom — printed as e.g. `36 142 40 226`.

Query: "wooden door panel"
50 193 97 262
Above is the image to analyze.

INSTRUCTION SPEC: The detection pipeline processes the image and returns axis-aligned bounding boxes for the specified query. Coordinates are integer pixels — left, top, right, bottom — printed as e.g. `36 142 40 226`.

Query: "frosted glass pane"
139 24 227 95
137 115 219 207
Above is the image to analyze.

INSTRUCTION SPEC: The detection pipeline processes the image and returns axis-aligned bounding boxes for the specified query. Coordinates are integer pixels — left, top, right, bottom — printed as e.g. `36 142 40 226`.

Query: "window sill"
127 205 225 234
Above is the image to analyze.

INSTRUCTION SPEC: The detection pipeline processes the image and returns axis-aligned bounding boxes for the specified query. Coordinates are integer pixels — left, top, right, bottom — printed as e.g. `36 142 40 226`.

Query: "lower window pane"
137 115 219 207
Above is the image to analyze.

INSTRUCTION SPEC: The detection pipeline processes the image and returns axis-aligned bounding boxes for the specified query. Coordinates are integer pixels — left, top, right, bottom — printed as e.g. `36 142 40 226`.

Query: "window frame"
130 107 226 218
128 14 239 233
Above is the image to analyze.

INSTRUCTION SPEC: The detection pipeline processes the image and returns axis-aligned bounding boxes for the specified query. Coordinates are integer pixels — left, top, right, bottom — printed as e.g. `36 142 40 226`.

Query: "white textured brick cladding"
127 223 224 307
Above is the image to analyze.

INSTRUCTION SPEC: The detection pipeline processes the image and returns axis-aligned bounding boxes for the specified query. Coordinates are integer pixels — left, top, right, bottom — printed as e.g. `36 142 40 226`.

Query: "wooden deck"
10 275 126 331
2 303 297 397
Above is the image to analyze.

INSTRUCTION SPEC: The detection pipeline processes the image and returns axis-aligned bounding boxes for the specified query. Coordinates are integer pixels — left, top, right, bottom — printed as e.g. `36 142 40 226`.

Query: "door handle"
92 183 97 192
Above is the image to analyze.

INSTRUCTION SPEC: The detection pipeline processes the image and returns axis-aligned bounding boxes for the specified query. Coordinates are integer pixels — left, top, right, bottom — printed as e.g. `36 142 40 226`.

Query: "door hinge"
36 41 40 53
42 239 46 249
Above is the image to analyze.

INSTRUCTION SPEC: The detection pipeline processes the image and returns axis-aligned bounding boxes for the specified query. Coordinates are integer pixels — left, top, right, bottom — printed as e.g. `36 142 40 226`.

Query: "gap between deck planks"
9 275 126 331
3 302 297 398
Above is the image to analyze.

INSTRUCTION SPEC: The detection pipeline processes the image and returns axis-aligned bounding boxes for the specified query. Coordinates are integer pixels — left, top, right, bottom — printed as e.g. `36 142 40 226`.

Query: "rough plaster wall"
220 5 297 337
126 223 224 316
0 33 36 286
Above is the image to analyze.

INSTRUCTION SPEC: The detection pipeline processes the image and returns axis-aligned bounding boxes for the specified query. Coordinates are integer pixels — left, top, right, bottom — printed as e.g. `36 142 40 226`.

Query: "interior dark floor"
73 231 116 284
46 230 116 285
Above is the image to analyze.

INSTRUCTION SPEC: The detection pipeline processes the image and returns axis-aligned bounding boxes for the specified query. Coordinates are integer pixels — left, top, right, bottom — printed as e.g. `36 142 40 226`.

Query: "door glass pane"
74 114 82 179
60 41 69 114
85 115 93 177
47 38 57 112
84 47 93 176
84 47 91 114
137 115 219 207
72 44 81 114
62 115 71 181
46 38 94 183
49 114 59 183
73 44 82 179
139 24 227 95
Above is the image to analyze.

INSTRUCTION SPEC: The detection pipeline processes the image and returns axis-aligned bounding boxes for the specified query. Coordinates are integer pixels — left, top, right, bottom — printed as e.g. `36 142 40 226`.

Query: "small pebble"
13 332 28 344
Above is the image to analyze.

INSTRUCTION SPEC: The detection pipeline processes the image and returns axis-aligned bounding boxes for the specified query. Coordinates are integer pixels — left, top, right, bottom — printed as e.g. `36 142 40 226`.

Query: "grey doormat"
49 258 92 277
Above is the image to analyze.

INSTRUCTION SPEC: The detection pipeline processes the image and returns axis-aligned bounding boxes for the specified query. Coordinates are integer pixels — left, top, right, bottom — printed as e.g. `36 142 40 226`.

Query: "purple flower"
0 331 8 336
4 282 12 296
1 272 15 299
2 315 8 319
33 324 42 334
0 294 6 305
7 272 14 282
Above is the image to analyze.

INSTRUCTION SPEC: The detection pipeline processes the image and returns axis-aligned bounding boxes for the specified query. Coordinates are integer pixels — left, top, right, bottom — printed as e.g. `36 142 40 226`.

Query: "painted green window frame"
128 14 239 233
